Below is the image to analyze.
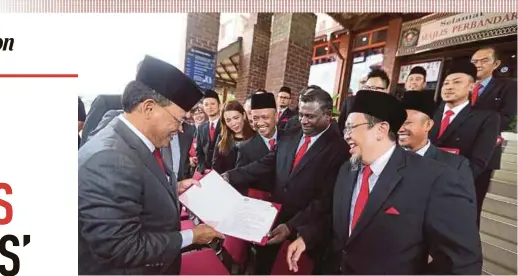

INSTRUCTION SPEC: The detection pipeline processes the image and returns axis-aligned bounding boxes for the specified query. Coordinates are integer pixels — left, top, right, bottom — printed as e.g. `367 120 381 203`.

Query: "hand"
192 224 225 245
286 237 306 273
178 178 200 194
267 224 290 245
189 157 197 167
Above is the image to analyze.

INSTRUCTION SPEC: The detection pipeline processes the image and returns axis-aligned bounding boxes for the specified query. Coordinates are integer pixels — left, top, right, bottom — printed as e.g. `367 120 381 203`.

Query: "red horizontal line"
0 74 78 78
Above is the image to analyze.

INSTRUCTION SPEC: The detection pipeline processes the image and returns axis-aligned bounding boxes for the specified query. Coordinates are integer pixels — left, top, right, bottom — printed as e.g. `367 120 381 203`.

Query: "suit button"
283 187 287 192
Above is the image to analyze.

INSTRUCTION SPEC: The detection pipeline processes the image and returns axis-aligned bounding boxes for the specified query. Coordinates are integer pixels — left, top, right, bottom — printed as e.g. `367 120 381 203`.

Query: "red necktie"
153 149 166 173
471 83 482 105
292 136 311 170
437 110 454 139
351 165 372 231
188 138 196 157
268 139 276 151
209 122 215 142
277 111 281 121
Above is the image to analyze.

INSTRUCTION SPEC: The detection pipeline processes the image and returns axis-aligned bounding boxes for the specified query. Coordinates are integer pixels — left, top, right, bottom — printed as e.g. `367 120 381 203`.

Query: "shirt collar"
415 140 431 156
479 76 493 87
366 144 397 176
118 114 155 152
209 117 220 126
278 107 288 113
260 127 278 144
308 123 331 142
444 100 469 115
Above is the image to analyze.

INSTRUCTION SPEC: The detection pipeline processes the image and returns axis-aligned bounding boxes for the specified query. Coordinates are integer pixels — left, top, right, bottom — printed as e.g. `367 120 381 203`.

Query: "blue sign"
184 46 217 90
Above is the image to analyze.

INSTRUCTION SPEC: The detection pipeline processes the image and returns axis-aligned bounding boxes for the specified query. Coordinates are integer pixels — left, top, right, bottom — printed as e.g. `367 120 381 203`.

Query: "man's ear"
425 118 434 132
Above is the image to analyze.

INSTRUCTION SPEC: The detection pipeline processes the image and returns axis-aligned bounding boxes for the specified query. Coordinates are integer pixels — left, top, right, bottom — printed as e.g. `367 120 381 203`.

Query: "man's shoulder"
79 124 131 166
238 134 262 151
433 148 467 167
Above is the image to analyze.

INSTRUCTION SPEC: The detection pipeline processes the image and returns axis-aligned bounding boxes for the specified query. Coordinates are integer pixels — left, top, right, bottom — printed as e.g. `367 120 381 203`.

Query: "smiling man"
287 89 482 275
223 88 349 274
430 61 500 227
78 56 224 275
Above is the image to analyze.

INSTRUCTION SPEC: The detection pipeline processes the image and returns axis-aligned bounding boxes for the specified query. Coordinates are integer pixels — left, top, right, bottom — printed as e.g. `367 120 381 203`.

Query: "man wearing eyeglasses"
338 68 391 136
470 47 517 200
78 56 224 275
287 90 482 275
276 86 297 130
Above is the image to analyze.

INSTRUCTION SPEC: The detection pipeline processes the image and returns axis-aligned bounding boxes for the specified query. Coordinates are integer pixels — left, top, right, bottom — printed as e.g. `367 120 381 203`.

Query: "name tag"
439 147 460 155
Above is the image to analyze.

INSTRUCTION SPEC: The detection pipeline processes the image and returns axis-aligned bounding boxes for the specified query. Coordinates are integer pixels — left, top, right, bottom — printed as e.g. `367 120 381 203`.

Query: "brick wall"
265 13 316 108
235 13 272 103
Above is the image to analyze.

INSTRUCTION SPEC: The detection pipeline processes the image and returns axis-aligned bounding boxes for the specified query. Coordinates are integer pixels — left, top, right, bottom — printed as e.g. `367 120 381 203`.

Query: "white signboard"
418 12 517 47
398 60 442 84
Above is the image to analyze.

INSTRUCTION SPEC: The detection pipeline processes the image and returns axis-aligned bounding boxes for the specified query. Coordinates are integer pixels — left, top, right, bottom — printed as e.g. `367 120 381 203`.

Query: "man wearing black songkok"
287 89 482 275
429 61 500 227
79 55 224 275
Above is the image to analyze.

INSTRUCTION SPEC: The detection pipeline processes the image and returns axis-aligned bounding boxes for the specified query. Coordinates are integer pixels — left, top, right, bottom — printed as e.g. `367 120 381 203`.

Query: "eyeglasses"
471 58 493 65
158 104 185 125
344 122 370 135
361 85 386 91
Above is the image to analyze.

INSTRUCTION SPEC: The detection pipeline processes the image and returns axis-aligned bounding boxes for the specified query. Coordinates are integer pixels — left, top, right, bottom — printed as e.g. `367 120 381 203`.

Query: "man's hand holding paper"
179 170 280 244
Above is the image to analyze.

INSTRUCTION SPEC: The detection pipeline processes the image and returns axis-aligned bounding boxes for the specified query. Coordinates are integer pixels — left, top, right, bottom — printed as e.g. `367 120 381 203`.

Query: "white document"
179 170 279 244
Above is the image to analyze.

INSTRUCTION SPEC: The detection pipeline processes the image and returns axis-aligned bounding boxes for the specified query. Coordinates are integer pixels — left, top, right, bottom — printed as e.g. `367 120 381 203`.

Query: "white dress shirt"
296 124 331 152
443 100 469 122
118 115 193 248
260 127 278 149
415 140 432 156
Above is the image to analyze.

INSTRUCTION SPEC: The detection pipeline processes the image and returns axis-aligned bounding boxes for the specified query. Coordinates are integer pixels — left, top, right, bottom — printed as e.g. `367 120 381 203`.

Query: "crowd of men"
78 45 516 275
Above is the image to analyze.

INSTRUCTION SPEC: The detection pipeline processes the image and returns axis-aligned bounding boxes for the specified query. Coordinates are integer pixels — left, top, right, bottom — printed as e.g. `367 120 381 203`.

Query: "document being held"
179 170 280 244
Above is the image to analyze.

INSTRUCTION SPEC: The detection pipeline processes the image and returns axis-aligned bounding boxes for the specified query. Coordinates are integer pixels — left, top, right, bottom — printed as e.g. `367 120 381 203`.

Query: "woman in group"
212 100 255 174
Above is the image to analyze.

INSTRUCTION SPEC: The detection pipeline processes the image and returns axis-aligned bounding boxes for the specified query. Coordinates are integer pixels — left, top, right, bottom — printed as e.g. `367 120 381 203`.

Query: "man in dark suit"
223 88 350 274
470 46 517 187
338 68 391 135
399 91 475 199
429 62 500 227
276 86 297 130
78 56 223 275
287 90 482 274
80 94 123 147
195 89 221 173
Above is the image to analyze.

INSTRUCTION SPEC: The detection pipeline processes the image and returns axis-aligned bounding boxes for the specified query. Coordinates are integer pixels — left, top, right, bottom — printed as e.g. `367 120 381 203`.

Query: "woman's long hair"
218 100 255 154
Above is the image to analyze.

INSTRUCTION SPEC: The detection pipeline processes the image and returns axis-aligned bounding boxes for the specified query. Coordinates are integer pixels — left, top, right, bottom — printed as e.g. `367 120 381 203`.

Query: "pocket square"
385 207 400 215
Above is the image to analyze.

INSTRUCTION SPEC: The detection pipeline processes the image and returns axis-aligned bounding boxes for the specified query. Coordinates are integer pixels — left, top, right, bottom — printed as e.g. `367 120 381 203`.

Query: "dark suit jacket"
300 146 482 274
472 77 517 170
85 109 123 144
430 103 500 176
78 117 183 275
338 96 355 136
212 135 241 174
227 126 350 234
195 120 221 172
424 144 476 201
80 94 122 147
162 123 196 181
473 77 517 131
277 108 297 130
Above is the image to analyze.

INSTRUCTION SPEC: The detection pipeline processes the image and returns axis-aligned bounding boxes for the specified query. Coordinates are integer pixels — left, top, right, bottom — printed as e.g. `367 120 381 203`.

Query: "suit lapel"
477 78 497 102
347 146 405 245
113 118 177 202
161 146 174 176
285 130 303 175
437 105 472 144
339 166 358 243
429 106 443 142
290 129 330 177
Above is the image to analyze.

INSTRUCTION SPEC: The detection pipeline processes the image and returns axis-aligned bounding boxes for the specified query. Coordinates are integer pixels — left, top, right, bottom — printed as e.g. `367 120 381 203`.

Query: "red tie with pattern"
437 110 454 139
351 165 372 231
153 149 166 173
292 136 311 170
209 122 215 142
471 83 482 105
268 139 276 151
